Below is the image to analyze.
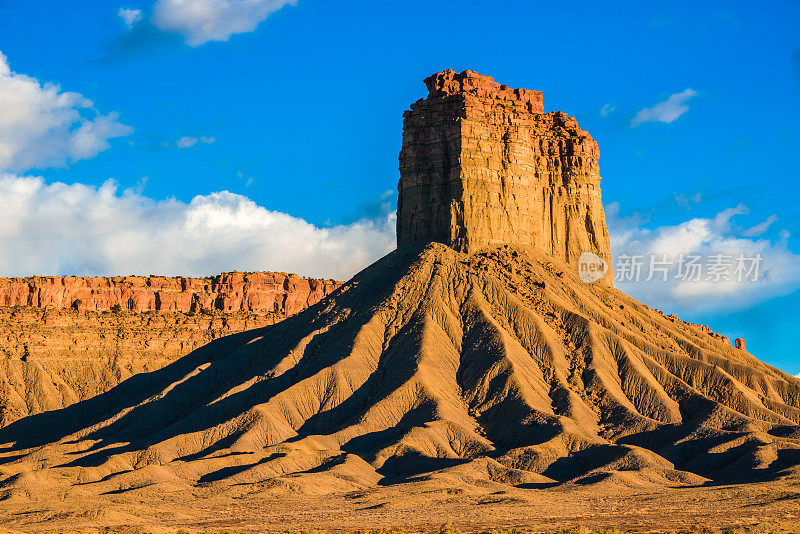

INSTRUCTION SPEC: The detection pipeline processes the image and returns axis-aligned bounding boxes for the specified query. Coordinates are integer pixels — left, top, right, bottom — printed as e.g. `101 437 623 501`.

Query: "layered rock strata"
0 272 340 314
0 272 342 425
398 69 613 280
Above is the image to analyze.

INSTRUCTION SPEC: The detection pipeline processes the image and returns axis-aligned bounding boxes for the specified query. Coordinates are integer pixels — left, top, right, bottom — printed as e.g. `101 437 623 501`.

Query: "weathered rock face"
0 272 341 315
0 272 342 425
398 69 613 281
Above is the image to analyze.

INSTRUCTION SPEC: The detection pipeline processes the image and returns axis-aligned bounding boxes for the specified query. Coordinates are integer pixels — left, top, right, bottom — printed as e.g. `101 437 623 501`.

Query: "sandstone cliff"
0 271 340 315
0 272 341 425
398 69 612 280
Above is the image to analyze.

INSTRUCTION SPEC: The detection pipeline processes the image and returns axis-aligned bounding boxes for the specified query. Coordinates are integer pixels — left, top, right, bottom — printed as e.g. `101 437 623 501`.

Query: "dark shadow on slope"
541 445 629 482
196 452 285 484
575 472 614 485
176 434 252 463
101 483 155 495
515 481 561 489
340 403 438 463
617 419 800 485
58 444 131 468
0 327 266 453
377 451 471 484
291 285 438 445
72 470 134 486
304 453 347 474
769 425 800 439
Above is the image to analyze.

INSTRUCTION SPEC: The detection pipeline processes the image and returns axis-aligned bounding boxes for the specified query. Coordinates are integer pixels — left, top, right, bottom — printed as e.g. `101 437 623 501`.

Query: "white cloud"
0 174 396 280
0 51 133 172
742 214 778 237
176 135 215 148
600 103 615 117
607 202 800 313
631 88 697 127
712 204 748 231
237 170 254 186
153 0 297 46
674 192 702 209
118 7 143 29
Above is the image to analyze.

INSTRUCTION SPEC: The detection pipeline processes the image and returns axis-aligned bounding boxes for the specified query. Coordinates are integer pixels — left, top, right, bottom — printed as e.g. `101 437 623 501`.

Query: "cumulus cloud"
118 8 143 29
176 135 215 148
0 174 395 280
631 88 697 127
153 0 298 46
607 202 800 314
0 52 133 172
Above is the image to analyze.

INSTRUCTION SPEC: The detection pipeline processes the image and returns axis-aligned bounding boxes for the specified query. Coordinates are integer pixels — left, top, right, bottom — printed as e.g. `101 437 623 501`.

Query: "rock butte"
0 70 796 533
398 69 613 281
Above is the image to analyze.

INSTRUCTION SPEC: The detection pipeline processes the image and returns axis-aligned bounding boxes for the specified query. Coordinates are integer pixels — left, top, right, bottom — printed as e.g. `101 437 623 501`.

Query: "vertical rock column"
398 69 613 282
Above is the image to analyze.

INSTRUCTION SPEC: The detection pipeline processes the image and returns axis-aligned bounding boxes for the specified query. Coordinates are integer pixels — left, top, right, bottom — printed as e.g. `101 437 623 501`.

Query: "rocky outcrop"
668 315 730 343
0 272 341 315
0 272 342 425
398 69 612 282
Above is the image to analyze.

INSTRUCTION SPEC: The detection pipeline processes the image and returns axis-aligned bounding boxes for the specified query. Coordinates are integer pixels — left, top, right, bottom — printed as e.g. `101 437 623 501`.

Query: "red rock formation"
0 272 343 425
0 271 341 315
424 69 544 112
666 315 734 346
736 337 747 351
398 69 613 281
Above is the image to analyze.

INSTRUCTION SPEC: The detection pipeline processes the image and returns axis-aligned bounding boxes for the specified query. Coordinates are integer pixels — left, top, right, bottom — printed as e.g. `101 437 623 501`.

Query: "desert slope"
0 243 797 501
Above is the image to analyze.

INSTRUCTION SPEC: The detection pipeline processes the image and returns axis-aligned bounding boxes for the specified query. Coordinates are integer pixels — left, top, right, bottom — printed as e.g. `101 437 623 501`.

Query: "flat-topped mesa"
398 69 613 281
0 272 341 315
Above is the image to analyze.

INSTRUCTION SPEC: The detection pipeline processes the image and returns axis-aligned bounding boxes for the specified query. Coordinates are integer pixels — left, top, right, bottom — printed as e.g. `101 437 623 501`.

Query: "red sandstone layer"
0 272 344 425
0 272 341 315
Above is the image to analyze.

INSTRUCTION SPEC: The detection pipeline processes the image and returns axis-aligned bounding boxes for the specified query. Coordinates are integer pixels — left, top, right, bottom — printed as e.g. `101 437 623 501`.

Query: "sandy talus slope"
0 243 798 498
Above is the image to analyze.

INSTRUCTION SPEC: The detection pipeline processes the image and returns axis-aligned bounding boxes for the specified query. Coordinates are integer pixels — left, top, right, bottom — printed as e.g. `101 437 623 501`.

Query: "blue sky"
0 0 798 373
